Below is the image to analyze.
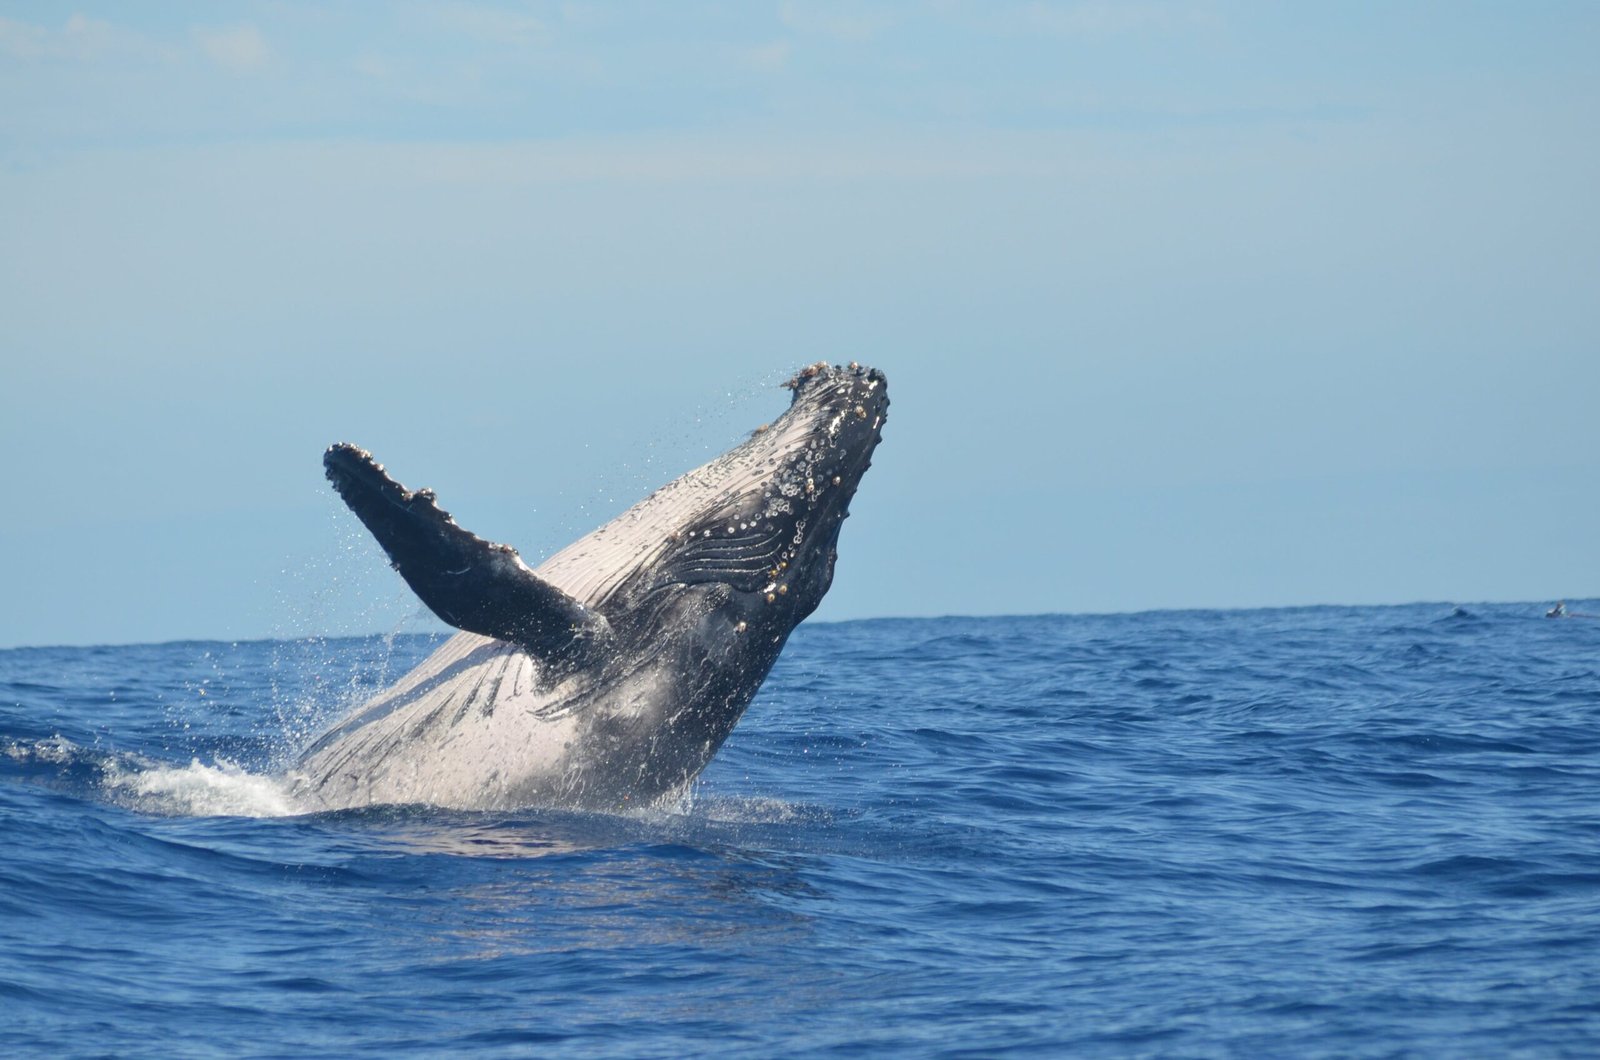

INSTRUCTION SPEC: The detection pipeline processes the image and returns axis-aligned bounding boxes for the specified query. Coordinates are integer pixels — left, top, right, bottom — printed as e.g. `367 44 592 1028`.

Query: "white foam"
101 757 306 818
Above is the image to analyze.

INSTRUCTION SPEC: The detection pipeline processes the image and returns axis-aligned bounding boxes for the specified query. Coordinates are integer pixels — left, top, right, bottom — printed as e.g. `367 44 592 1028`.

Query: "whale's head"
770 362 888 611
594 362 889 642
529 362 888 633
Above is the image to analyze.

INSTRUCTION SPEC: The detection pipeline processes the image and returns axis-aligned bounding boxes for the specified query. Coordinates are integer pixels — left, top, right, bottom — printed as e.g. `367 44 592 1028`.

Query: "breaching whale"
292 362 888 812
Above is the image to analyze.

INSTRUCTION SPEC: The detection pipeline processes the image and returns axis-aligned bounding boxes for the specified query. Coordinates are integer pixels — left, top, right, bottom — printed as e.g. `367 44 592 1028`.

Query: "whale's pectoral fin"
323 443 614 674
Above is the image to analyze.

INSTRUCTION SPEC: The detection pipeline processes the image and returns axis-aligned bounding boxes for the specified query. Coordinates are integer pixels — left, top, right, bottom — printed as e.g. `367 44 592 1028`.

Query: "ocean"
3 603 1599 1057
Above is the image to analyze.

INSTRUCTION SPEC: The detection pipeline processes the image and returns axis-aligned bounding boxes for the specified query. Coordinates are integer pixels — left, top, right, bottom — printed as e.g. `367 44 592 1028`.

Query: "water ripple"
3 603 1600 1055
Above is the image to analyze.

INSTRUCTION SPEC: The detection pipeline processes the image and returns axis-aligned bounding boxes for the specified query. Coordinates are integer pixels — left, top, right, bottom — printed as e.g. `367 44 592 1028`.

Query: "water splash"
100 756 305 818
5 734 304 819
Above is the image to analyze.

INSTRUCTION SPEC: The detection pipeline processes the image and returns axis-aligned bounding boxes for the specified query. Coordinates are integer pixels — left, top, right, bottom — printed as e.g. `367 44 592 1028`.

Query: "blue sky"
2 2 1596 647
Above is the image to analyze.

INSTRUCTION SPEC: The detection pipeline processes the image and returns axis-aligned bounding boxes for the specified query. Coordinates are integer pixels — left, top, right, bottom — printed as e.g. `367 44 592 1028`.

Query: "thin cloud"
428 3 547 46
934 0 1218 38
0 16 48 59
1014 1 1217 36
740 41 791 74
193 25 270 73
0 13 173 62
779 3 896 43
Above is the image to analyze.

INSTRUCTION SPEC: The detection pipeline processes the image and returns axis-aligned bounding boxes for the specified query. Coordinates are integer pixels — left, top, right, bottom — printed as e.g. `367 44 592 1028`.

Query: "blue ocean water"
3 603 1599 1057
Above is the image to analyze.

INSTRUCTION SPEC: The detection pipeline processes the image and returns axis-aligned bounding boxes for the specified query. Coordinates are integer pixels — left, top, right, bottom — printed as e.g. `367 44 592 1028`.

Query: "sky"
1 2 1596 648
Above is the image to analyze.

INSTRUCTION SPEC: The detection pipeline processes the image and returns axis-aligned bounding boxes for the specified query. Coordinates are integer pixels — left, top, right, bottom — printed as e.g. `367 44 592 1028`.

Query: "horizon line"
3 594 1590 653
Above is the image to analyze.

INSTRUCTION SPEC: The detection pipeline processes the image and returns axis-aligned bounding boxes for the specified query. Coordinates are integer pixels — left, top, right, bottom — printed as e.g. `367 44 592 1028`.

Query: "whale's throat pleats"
652 510 791 594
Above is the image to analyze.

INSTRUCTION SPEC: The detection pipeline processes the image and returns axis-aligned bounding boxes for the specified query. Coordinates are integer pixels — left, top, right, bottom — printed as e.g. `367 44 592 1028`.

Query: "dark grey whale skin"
293 363 888 812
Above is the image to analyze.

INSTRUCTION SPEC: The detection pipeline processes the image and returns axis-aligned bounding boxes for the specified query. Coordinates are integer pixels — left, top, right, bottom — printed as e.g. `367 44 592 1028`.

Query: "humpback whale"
292 362 888 812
